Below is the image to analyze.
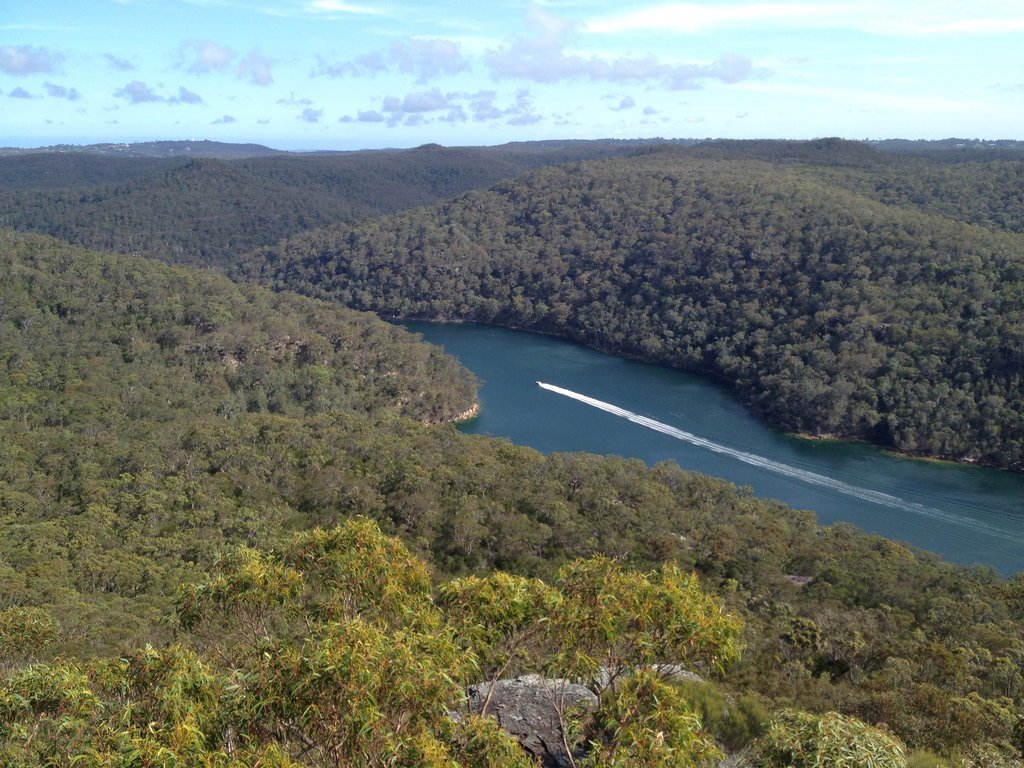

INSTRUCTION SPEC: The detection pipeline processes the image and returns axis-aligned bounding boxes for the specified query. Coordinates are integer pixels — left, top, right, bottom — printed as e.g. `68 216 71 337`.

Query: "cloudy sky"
3 0 1024 150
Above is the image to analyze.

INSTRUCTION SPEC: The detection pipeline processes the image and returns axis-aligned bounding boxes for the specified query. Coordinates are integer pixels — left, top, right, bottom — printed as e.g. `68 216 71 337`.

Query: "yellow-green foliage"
0 519 745 768
552 556 744 687
673 678 768 751
756 709 906 768
0 606 60 671
437 571 561 685
579 668 721 768
905 750 946 768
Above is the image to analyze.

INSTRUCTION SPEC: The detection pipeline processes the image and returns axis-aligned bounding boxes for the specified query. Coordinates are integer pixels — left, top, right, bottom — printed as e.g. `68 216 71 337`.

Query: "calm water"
404 321 1024 576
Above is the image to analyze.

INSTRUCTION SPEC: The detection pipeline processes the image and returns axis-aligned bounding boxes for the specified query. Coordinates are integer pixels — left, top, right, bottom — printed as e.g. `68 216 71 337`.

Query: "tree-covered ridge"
0 140 648 267
681 139 1024 235
8 137 1024 464
0 139 286 163
6 139 1024 270
0 153 190 191
0 229 473 652
234 147 1024 468
0 229 477 425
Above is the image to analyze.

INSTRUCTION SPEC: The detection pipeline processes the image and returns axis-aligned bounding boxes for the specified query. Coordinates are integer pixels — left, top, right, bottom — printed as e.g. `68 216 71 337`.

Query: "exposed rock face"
426 401 479 426
467 674 598 767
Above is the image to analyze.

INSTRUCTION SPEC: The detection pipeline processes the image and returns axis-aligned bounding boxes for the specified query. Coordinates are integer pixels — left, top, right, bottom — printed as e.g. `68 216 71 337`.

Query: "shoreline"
789 430 984 469
397 316 1017 475
428 401 480 426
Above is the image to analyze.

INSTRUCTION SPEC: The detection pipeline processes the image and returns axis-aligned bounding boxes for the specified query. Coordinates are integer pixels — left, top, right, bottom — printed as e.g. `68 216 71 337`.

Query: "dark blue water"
405 321 1024 576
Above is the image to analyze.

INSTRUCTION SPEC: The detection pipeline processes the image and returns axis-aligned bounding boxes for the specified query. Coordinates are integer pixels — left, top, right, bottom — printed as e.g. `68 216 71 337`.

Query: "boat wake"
537 381 1018 541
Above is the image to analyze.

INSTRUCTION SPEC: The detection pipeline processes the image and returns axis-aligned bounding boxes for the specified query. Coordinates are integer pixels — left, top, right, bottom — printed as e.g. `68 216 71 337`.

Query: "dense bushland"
0 141 645 267
2 231 1023 765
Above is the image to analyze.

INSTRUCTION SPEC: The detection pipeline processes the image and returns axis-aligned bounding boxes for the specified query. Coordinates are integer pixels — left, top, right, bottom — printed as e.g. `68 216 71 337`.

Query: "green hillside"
234 142 1024 468
0 141 648 267
11 138 1024 465
0 229 476 652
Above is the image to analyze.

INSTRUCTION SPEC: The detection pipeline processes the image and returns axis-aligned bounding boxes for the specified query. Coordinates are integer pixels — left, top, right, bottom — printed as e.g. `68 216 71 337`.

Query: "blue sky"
2 0 1024 150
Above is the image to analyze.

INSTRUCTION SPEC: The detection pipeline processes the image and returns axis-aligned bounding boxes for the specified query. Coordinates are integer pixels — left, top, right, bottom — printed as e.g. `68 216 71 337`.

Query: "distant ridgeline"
0 139 653 258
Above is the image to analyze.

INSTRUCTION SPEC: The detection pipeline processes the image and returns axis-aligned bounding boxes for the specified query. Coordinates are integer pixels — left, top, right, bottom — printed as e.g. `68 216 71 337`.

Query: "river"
404 321 1024 576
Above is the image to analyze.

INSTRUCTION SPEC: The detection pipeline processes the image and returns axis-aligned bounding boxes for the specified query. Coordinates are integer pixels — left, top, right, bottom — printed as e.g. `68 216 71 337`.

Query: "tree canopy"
0 140 647 267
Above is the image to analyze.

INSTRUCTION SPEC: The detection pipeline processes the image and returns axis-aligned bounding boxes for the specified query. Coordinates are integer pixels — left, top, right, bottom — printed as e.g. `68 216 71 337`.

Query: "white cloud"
0 44 62 75
278 92 314 106
112 81 204 105
103 53 134 72
508 111 542 126
316 38 468 83
379 88 462 126
316 50 388 78
361 86 540 128
484 5 761 88
114 80 162 104
238 50 274 85
390 38 470 83
463 88 542 125
172 86 204 104
178 40 235 75
44 82 80 100
467 91 503 121
396 88 450 112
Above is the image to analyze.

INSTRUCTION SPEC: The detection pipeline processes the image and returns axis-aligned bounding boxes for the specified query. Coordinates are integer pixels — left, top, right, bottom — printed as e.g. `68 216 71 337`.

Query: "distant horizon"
5 134 1024 156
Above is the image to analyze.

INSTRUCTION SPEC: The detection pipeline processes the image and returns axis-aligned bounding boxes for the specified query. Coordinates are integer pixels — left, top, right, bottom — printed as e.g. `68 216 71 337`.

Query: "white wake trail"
536 381 1015 539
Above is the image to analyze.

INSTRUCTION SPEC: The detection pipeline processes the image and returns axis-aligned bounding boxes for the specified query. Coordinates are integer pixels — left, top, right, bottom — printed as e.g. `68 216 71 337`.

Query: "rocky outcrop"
425 401 479 426
465 667 706 766
466 675 598 767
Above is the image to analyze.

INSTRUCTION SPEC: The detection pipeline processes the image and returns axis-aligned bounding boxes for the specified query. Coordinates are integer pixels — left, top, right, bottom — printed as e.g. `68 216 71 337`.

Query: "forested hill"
234 142 1024 470
0 139 286 161
0 229 477 425
0 228 478 648
4 230 1024 766
0 140 649 265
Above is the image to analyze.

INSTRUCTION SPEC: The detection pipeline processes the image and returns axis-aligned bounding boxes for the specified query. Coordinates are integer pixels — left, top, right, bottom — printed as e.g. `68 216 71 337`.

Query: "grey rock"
467 674 598 768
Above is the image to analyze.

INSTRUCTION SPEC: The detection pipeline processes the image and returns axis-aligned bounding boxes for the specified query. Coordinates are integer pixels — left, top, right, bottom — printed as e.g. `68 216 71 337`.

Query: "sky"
2 0 1024 151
